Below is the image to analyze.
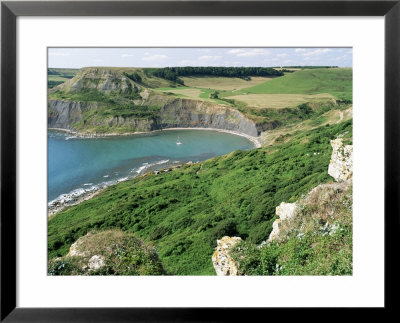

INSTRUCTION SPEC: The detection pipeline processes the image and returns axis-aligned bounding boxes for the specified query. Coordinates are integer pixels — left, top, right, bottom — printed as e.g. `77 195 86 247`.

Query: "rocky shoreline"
48 188 104 218
48 160 196 218
48 127 261 148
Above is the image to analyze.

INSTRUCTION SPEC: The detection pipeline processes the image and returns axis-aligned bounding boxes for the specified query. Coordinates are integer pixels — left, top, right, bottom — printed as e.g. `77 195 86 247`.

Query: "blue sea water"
48 129 254 203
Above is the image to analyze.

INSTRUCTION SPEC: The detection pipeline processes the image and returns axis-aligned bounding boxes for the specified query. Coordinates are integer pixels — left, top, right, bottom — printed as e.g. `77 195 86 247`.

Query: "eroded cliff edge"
48 98 259 137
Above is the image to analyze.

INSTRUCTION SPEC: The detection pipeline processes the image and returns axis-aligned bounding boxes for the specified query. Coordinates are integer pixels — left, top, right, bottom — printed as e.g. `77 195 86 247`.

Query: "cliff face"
159 99 259 136
48 98 259 136
48 100 86 129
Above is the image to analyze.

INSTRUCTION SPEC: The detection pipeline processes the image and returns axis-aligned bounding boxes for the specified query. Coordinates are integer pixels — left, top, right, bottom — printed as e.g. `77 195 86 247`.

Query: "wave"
48 159 171 208
134 159 169 174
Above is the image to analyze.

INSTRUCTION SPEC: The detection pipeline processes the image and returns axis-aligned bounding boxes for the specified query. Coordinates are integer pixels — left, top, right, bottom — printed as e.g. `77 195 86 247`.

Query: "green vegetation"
123 72 142 83
222 68 352 101
48 68 79 88
251 102 335 130
209 91 219 99
49 88 114 103
48 120 352 275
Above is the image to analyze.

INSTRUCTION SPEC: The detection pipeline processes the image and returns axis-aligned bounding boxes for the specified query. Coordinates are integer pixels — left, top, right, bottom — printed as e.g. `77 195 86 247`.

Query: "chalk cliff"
48 98 259 136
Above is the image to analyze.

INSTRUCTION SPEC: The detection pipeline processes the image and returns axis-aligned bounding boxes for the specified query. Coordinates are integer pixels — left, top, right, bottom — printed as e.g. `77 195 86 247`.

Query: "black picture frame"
1 0 399 321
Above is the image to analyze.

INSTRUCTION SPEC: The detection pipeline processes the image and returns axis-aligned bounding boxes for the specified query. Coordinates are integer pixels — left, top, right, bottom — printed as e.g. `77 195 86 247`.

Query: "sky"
48 47 352 69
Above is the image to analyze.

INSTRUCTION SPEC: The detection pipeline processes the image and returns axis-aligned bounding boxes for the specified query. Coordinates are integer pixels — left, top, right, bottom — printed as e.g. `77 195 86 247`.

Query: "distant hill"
48 68 79 88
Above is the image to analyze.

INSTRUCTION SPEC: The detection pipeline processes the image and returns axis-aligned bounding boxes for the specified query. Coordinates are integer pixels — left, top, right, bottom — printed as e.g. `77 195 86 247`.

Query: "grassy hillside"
48 120 352 275
223 68 352 101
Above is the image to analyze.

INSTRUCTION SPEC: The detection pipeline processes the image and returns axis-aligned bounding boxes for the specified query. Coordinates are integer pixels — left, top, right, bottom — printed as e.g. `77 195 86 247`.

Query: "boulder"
276 202 298 221
67 235 90 257
88 255 105 270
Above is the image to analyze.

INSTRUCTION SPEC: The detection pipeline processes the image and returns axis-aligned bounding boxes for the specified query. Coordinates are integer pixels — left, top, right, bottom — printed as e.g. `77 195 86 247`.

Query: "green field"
221 68 352 101
228 93 335 109
48 120 352 275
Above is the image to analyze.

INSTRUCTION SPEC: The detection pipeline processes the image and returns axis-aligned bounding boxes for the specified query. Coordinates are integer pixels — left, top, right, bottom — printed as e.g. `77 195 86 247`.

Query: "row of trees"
146 66 284 83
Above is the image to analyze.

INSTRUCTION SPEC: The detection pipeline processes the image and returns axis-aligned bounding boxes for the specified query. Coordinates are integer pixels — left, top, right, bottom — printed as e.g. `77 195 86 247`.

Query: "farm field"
229 93 335 109
154 68 351 110
180 76 274 91
222 68 352 101
156 87 203 99
154 87 229 105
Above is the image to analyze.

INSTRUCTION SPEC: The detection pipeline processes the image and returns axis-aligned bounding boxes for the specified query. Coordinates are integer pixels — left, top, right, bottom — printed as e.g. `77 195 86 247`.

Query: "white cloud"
197 55 222 61
277 53 288 58
334 55 349 61
295 48 306 53
179 59 196 65
93 59 103 62
227 48 269 57
227 49 244 54
301 48 332 56
121 54 134 58
142 54 167 61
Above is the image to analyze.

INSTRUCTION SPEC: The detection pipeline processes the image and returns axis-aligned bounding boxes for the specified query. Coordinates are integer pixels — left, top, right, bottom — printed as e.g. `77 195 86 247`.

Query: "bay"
48 129 255 203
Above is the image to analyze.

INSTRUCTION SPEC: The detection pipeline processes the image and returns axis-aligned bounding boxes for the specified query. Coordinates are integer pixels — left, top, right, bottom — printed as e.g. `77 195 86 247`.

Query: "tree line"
145 66 284 83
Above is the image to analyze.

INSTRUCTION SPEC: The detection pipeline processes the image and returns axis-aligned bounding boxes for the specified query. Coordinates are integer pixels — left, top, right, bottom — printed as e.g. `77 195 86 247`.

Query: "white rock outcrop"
328 138 353 182
212 236 242 276
67 237 89 257
276 202 299 221
267 202 299 243
88 255 105 270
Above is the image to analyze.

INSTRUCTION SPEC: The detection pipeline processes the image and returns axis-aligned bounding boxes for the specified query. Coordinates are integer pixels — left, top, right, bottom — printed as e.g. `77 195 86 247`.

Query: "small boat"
176 136 182 145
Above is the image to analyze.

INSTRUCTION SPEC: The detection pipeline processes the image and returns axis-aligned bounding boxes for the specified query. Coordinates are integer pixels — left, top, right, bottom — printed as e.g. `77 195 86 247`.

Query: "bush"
208 219 238 247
